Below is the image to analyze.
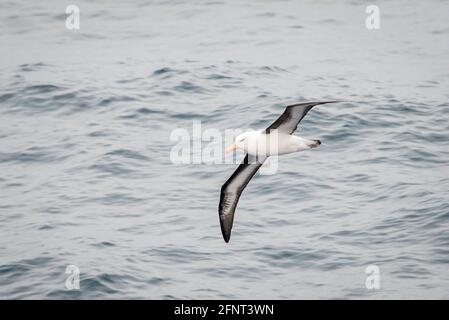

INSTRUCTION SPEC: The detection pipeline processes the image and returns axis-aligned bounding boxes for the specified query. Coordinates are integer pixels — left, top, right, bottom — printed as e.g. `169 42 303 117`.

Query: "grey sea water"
1 0 449 299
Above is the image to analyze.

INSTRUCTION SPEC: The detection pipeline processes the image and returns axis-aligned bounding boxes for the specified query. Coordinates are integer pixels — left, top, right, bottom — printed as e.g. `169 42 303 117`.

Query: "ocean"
0 0 448 299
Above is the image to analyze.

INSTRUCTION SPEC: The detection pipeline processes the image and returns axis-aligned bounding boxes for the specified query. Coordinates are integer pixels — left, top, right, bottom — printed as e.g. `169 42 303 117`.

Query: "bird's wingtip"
221 229 231 243
286 100 345 108
317 100 345 105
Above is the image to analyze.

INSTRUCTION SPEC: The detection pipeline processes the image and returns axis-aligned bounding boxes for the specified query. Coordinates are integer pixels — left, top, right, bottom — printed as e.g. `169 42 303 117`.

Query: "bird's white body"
235 130 319 157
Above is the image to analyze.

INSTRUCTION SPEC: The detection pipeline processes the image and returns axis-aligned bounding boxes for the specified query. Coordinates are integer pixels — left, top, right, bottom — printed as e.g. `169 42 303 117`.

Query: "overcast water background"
1 0 449 299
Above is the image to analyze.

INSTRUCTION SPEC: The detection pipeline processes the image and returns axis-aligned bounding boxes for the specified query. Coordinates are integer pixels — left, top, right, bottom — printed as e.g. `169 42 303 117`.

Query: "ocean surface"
1 0 448 299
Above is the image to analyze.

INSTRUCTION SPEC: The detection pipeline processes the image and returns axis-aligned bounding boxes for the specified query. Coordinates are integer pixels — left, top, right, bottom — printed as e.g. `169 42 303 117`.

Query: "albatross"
218 101 341 243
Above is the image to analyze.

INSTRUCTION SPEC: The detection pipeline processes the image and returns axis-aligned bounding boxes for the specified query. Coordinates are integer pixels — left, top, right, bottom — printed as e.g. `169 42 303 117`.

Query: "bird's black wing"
219 154 266 243
265 101 340 134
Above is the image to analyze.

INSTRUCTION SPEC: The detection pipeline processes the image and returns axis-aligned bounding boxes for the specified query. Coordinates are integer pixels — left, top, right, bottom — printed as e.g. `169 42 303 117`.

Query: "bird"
218 101 341 243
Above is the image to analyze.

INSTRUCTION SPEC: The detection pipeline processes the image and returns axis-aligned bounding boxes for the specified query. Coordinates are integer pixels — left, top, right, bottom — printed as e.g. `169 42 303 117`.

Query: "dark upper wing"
219 154 266 243
265 101 340 134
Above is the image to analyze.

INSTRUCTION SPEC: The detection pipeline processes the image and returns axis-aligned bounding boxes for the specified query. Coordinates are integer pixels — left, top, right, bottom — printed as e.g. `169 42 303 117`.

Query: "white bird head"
225 132 251 153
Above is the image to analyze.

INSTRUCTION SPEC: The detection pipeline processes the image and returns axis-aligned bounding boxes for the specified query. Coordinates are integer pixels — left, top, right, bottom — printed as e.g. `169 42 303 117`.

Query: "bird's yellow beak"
225 143 237 153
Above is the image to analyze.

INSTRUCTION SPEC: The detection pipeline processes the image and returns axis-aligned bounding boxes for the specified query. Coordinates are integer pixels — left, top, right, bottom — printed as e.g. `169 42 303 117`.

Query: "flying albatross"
218 101 341 243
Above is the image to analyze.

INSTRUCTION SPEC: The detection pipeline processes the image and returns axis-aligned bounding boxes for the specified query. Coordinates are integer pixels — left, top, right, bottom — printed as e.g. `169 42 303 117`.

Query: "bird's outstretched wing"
265 101 340 134
219 154 266 243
